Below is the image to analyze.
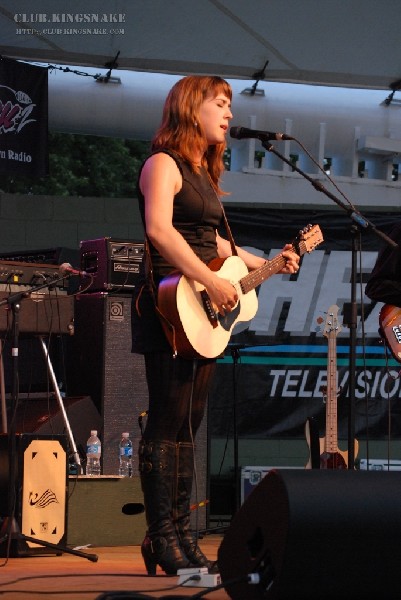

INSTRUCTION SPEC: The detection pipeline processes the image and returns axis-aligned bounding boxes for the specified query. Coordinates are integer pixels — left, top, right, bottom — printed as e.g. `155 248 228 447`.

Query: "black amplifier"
80 238 144 293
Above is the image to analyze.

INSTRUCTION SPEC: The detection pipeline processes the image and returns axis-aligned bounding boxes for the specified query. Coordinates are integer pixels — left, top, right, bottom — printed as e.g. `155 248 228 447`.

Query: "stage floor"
0 537 232 599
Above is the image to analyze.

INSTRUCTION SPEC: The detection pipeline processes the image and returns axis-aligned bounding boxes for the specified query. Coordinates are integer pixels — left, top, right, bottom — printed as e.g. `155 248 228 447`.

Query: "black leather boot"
139 439 193 576
174 442 216 571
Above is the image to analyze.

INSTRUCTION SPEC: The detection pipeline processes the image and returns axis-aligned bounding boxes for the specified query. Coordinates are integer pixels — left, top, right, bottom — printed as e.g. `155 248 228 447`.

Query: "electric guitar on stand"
158 224 323 359
306 304 358 469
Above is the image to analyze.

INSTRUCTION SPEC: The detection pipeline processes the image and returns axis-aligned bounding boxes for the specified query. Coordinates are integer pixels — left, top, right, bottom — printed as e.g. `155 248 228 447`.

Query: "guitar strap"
218 195 238 257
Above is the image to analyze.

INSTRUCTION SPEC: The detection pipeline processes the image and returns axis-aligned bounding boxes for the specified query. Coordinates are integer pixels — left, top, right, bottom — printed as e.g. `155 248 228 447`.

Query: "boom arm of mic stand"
262 139 397 469
261 139 397 249
0 274 69 308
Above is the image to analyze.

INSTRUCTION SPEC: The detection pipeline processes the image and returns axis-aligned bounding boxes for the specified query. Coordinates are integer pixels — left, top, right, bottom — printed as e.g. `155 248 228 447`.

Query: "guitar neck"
325 332 339 453
239 225 322 295
240 253 286 294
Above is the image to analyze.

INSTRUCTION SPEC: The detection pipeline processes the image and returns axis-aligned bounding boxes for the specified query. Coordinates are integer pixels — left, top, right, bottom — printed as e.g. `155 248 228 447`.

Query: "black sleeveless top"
131 150 224 353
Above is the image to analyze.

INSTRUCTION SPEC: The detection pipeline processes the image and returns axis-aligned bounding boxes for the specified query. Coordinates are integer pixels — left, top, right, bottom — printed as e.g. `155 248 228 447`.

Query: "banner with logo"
209 208 401 441
0 56 48 177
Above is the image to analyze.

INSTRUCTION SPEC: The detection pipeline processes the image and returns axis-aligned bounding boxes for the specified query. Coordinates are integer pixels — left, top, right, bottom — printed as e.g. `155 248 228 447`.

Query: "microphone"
230 126 293 141
59 262 89 277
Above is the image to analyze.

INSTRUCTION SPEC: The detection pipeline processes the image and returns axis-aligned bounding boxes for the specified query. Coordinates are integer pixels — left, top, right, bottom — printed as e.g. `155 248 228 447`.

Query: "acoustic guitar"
157 224 323 359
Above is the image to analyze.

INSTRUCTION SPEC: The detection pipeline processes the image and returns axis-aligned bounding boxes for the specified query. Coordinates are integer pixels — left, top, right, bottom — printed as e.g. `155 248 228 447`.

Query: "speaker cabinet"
218 469 401 600
66 293 148 476
66 292 209 529
0 433 68 556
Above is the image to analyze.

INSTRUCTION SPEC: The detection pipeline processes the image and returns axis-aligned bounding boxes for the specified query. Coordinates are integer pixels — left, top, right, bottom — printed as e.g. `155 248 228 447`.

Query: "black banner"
210 208 401 440
0 56 48 177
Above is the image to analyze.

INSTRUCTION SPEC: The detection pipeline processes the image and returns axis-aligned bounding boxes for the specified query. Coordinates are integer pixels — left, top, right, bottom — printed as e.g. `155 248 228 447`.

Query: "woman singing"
131 75 300 575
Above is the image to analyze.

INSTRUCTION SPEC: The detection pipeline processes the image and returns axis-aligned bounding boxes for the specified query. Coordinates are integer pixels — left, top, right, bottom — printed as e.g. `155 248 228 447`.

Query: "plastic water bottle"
119 432 133 477
86 430 101 476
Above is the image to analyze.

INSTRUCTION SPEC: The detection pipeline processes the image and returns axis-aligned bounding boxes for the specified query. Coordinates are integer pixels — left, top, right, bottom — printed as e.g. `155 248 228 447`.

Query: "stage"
0 538 230 599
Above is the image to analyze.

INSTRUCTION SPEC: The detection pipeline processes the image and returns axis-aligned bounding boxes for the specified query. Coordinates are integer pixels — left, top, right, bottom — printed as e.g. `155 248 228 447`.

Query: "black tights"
143 352 216 443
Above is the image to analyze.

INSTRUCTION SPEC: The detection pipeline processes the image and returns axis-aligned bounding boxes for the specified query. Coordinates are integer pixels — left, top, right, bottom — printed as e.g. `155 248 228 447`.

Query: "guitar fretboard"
324 306 340 454
239 239 311 294
240 254 286 294
325 332 339 452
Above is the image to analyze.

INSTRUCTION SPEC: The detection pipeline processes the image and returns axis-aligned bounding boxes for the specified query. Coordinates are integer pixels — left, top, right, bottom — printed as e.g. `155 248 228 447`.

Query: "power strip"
177 567 221 588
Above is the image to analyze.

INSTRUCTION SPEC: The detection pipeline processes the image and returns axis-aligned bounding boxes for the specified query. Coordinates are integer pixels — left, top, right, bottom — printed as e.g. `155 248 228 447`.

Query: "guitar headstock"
293 224 324 256
323 304 342 338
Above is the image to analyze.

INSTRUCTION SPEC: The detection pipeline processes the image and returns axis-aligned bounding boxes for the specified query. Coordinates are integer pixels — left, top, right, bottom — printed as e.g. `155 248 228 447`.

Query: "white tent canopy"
1 0 401 91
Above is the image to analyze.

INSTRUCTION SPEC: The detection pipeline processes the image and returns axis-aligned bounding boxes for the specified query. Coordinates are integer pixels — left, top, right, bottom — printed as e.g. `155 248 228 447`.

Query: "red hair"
152 75 232 194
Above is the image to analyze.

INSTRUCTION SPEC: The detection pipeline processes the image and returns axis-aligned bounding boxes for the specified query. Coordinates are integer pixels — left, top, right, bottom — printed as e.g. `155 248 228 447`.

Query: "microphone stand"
198 342 244 538
230 344 242 515
0 275 98 561
261 138 397 469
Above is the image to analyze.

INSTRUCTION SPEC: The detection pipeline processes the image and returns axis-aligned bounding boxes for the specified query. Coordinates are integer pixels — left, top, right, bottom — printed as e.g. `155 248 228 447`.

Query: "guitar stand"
0 277 96 561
